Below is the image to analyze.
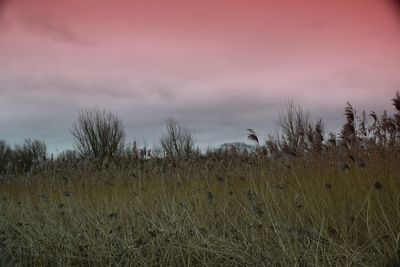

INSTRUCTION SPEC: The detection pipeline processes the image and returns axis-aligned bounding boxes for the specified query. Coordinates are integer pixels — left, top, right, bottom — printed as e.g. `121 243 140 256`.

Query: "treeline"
0 91 399 179
0 139 47 177
0 112 201 178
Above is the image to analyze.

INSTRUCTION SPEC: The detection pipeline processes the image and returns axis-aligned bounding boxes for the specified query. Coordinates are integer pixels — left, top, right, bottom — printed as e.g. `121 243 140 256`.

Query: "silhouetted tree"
13 139 47 174
160 118 194 159
71 108 125 162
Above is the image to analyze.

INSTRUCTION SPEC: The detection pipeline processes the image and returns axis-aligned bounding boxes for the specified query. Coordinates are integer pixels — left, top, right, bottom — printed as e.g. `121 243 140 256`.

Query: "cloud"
20 17 94 45
0 73 284 152
0 0 93 45
0 0 9 12
1 70 398 154
0 0 10 23
1 0 400 153
0 75 141 100
391 0 400 12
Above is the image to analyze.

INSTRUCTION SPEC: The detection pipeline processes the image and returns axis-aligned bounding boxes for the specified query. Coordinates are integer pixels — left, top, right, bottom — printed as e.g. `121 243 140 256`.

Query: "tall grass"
0 152 399 266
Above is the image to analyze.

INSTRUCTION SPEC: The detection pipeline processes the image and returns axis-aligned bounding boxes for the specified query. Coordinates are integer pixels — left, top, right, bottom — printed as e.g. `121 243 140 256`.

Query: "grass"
0 153 399 266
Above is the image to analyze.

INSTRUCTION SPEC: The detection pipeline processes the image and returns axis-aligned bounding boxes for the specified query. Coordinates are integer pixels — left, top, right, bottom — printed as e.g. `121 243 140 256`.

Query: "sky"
1 0 400 153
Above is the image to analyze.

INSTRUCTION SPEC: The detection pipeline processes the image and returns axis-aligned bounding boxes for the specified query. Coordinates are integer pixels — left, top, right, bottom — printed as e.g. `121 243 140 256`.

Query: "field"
2 0 400 265
1 153 399 266
1 93 400 266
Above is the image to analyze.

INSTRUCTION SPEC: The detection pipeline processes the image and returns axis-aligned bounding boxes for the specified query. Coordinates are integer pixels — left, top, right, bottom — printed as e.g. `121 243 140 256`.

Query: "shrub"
70 108 125 162
13 139 47 174
160 118 194 159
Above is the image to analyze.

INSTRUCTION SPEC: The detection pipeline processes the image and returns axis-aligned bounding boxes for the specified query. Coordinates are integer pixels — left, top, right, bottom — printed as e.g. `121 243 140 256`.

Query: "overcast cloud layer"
1 0 400 153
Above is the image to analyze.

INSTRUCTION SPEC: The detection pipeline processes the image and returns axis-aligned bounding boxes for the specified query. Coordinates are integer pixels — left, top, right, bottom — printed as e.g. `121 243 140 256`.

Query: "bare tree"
71 108 125 162
13 139 47 174
160 118 194 159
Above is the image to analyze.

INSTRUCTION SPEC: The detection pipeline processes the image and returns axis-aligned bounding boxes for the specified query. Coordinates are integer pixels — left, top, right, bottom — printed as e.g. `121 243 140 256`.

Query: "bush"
160 118 194 159
70 108 125 162
13 139 47 174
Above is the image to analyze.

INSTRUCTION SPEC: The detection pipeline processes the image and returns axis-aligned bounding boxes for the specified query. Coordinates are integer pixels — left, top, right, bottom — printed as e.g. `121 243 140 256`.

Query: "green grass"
0 155 399 266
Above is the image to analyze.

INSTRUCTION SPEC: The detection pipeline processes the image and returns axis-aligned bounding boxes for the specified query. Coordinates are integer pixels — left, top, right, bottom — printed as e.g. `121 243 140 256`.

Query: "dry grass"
0 153 399 266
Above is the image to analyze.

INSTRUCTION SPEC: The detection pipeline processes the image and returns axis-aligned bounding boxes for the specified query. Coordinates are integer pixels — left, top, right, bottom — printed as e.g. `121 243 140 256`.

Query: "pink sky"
1 0 400 152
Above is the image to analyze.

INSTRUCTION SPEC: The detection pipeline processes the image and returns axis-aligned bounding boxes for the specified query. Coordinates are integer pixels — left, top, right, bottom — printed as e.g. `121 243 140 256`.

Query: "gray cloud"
0 75 285 153
0 75 142 99
2 70 399 154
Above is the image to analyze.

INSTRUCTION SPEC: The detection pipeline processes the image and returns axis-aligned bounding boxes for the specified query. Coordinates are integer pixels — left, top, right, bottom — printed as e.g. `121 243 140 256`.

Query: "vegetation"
0 92 400 266
71 107 125 163
160 118 195 159
0 139 47 177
